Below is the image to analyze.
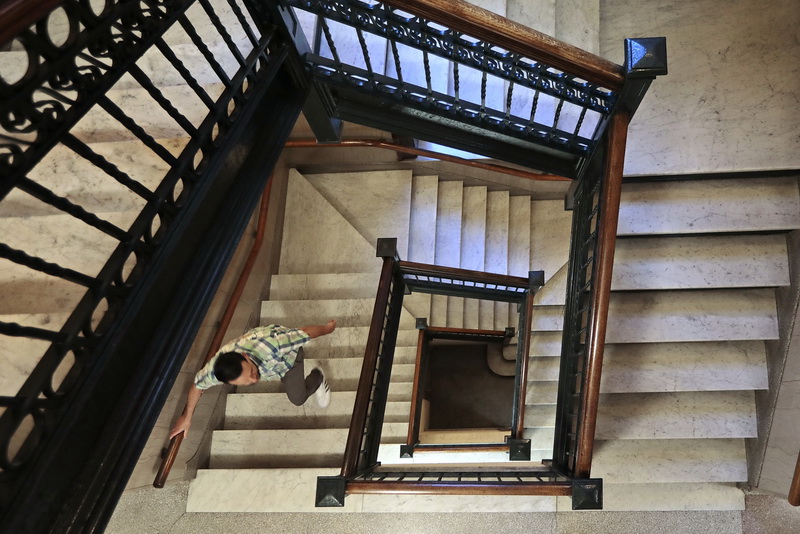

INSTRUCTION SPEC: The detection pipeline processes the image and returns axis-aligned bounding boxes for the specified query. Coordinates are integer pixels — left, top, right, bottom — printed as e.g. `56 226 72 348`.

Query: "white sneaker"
313 368 331 409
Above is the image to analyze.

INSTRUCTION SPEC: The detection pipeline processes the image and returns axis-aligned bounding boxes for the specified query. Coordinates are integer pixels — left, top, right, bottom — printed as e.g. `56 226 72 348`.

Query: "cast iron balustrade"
0 0 312 530
317 238 604 508
279 0 626 176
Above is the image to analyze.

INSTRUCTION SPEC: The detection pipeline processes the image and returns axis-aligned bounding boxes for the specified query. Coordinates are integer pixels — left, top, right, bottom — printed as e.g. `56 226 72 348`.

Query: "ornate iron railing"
0 0 310 530
280 0 625 175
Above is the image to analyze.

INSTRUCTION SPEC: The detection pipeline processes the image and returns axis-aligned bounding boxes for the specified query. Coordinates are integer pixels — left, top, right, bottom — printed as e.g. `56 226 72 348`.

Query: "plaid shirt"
194 324 311 390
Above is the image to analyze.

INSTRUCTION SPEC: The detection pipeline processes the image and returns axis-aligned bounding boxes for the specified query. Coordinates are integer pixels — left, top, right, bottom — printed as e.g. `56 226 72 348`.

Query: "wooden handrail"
406 328 426 447
283 139 571 182
790 448 800 506
0 0 63 45
341 254 396 477
346 480 574 496
381 0 625 90
153 179 273 488
513 292 534 439
574 111 629 478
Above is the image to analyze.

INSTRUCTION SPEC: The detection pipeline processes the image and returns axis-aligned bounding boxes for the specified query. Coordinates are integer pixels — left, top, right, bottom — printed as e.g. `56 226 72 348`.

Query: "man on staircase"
169 320 336 439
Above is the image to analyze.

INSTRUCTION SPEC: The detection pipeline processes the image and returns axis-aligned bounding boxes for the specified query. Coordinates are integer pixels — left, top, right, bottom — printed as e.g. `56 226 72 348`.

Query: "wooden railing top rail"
0 0 63 45
381 0 625 90
790 448 800 506
283 139 571 182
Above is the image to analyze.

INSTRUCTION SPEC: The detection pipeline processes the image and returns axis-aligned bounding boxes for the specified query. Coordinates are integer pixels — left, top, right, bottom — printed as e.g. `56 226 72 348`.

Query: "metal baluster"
15 177 129 241
423 51 433 103
453 61 460 109
389 39 403 89
0 243 95 287
97 96 178 166
0 321 69 343
319 18 342 67
224 0 260 47
154 39 216 109
126 64 199 136
197 0 247 66
355 27 375 86
480 42 488 119
177 14 232 87
60 134 155 201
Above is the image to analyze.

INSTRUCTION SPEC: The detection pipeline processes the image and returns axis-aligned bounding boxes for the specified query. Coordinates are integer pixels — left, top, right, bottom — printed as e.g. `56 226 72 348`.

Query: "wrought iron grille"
0 0 282 505
283 0 618 157
356 469 567 484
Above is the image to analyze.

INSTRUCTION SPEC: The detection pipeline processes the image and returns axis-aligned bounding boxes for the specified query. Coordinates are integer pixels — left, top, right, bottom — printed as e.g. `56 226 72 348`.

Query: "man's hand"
169 414 192 440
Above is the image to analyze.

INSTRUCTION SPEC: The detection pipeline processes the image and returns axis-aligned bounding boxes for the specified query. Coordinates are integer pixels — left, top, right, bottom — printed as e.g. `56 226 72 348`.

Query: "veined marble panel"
555 0 599 54
600 0 800 174
523 404 556 428
605 288 778 343
304 170 412 258
506 0 555 35
618 178 800 236
0 261 86 315
187 468 363 512
613 234 789 290
592 438 747 483
601 341 768 393
530 305 565 331
528 356 560 381
435 181 463 328
521 426 556 452
558 483 745 512
530 199 571 284
279 170 380 275
595 390 757 440
525 381 559 405
508 196 531 329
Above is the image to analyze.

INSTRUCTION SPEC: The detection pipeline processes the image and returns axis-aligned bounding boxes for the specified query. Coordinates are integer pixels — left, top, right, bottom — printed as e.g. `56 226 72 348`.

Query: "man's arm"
169 383 203 439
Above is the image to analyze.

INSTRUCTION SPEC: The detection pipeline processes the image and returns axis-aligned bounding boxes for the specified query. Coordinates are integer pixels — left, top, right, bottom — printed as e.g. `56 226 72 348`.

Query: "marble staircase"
186 164 799 512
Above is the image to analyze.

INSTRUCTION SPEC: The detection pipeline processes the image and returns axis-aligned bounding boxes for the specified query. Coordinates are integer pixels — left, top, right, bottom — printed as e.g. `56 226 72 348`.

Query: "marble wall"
600 0 800 176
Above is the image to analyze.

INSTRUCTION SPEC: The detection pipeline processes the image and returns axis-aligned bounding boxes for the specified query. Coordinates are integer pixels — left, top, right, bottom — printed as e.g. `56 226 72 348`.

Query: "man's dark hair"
214 352 245 383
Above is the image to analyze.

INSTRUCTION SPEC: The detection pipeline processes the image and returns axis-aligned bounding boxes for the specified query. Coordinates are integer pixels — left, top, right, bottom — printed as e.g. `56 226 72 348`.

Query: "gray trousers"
281 348 322 406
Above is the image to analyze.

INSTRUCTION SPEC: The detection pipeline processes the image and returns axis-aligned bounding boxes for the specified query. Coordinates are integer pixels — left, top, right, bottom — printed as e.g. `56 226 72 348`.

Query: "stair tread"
592 438 748 483
618 177 800 235
595 390 758 440
260 298 416 329
561 483 745 512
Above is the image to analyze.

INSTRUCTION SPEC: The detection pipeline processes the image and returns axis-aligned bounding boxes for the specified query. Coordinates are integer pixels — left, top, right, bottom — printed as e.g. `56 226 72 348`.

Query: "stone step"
294 326 419 361
507 196 531 328
528 356 560 381
592 438 748 483
187 468 361 512
224 392 410 430
601 341 768 393
461 186 488 329
612 233 790 290
618 177 800 235
530 332 562 357
530 199 572 285
260 298 416 330
209 425 408 469
606 288 778 343
433 180 463 327
187 468 556 512
269 273 380 301
246 358 415 394
595 390 757 440
562 483 745 512
485 190 511 330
